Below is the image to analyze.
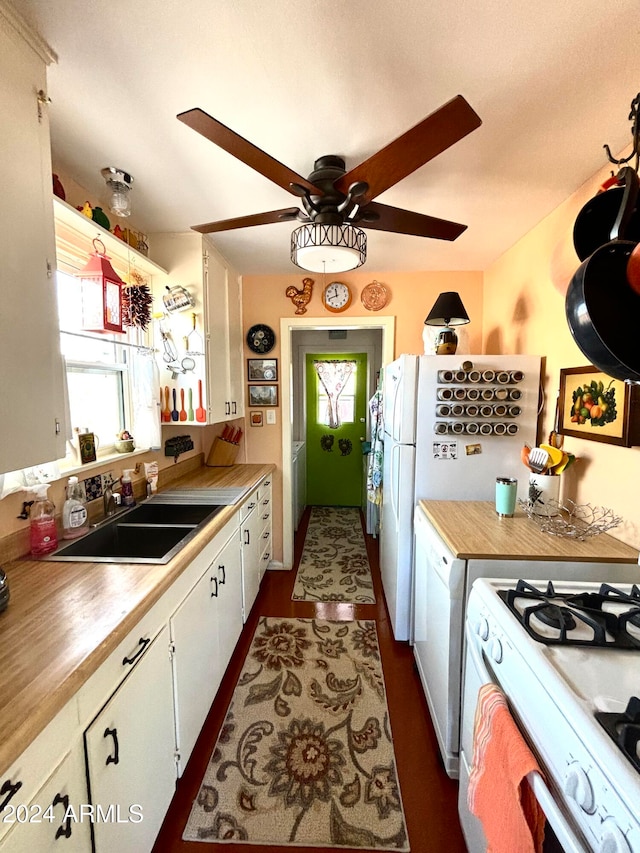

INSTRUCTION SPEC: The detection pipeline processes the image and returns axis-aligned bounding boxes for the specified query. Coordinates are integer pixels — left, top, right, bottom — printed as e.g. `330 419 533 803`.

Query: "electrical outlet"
266 410 276 425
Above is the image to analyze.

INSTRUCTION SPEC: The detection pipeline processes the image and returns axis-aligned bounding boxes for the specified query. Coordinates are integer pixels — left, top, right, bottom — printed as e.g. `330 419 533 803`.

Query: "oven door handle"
464 623 590 853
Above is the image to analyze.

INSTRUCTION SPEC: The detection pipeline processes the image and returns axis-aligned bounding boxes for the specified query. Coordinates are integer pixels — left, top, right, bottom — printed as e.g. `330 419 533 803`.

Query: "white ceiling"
18 0 640 275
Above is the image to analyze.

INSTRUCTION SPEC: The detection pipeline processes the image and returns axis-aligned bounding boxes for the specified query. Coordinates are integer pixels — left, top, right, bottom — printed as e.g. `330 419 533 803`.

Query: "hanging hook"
603 92 640 172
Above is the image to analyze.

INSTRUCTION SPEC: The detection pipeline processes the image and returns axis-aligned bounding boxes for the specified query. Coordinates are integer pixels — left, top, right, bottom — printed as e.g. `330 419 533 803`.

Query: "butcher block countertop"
0 463 274 775
418 500 639 563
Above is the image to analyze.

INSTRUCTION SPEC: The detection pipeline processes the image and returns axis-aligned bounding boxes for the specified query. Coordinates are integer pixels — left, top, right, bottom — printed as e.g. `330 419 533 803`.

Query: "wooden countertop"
0 463 274 775
418 500 640 563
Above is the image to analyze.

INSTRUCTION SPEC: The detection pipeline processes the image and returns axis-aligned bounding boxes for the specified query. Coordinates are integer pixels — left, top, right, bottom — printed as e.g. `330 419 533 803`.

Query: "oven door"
458 620 590 853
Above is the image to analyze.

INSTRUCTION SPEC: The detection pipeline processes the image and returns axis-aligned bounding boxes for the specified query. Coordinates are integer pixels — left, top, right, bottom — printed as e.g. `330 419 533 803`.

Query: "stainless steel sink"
47 496 227 564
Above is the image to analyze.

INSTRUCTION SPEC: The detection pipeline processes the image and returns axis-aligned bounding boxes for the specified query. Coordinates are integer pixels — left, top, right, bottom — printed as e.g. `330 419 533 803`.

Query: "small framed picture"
247 358 278 381
78 431 98 464
248 384 278 407
250 410 263 427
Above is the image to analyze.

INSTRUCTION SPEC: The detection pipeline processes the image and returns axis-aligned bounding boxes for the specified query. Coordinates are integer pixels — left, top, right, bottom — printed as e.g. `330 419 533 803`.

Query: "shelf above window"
53 196 168 279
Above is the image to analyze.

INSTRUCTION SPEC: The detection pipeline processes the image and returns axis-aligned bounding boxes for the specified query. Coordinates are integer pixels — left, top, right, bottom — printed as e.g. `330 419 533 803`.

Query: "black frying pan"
573 179 640 261
566 166 640 382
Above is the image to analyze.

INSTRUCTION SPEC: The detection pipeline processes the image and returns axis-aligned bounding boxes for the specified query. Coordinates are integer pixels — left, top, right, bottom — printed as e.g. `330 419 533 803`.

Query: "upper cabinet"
148 232 244 424
0 4 67 473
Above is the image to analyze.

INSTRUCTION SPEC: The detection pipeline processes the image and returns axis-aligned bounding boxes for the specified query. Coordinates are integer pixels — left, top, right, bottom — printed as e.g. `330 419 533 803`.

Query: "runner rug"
183 617 409 850
291 506 375 603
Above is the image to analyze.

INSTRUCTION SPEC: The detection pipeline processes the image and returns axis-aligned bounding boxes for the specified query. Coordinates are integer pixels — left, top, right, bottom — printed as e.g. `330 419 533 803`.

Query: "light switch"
266 410 276 425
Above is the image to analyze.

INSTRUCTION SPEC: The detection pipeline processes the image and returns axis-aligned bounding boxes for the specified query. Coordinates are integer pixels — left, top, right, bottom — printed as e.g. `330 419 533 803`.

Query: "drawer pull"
0 779 23 813
262 499 269 506
52 792 72 839
244 529 250 545
262 552 271 561
211 576 219 598
262 512 270 520
247 502 256 510
122 637 150 667
264 480 270 486
104 727 120 765
263 531 270 540
218 564 226 585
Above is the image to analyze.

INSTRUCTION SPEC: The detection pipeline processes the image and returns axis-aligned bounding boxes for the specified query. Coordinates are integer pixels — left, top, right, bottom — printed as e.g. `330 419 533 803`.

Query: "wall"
482 156 640 550
241 270 483 563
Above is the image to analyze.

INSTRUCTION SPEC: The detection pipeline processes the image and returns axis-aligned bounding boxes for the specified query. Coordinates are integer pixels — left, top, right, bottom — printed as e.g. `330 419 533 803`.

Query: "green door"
305 352 367 506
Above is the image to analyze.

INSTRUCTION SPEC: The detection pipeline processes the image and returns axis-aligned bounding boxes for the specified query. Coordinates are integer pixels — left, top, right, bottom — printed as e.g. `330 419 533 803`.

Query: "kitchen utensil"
179 389 187 421
573 179 640 261
161 386 171 422
551 451 574 475
162 284 195 313
566 166 640 382
196 379 206 422
547 394 563 449
171 388 179 421
185 313 203 354
520 444 532 470
187 388 194 421
539 442 563 469
527 447 549 474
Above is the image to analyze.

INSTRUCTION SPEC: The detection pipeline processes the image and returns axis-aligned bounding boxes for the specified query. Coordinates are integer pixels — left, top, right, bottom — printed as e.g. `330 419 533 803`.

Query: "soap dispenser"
30 484 58 556
62 476 89 539
121 469 135 507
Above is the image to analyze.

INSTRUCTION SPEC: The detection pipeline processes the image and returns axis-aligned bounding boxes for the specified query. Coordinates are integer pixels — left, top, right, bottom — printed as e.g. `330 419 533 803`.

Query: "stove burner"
595 696 640 773
498 580 640 649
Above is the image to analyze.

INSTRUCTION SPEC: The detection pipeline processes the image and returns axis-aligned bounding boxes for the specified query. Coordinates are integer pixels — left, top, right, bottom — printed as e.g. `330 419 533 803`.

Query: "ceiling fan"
177 95 481 271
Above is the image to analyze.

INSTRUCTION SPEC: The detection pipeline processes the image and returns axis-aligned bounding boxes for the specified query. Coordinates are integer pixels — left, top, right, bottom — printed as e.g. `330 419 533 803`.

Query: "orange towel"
467 683 546 853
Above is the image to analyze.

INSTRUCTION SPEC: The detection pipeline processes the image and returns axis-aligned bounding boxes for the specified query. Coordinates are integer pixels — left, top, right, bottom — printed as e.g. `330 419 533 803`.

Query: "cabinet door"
170 561 222 775
240 500 262 621
226 270 244 418
0 17 67 472
215 533 244 673
203 241 231 422
0 742 90 853
84 625 176 853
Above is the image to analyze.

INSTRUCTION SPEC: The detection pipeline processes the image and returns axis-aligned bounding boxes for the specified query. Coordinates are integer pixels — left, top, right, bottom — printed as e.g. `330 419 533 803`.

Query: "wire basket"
519 498 622 540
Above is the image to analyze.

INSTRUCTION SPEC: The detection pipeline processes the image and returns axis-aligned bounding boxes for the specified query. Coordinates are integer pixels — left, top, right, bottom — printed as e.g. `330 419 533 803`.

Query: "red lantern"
77 238 124 333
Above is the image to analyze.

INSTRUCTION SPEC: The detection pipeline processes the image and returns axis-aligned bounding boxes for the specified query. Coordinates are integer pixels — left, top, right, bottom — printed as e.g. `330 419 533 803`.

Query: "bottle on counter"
62 476 89 539
30 484 58 556
121 469 135 507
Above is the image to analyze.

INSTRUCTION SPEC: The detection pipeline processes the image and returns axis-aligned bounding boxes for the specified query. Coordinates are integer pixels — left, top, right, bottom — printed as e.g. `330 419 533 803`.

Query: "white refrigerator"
380 353 541 640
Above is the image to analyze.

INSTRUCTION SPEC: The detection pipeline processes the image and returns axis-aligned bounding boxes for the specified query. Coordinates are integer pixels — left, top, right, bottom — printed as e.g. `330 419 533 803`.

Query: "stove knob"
489 637 503 663
598 817 632 853
563 764 594 813
476 617 490 641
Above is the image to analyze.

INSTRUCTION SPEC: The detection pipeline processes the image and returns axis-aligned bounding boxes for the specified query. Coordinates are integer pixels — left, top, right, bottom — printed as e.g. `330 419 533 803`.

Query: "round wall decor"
246 324 276 353
361 280 389 311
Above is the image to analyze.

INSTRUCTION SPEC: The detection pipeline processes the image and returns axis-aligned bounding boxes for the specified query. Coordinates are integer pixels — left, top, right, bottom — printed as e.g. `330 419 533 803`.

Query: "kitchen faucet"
103 478 122 517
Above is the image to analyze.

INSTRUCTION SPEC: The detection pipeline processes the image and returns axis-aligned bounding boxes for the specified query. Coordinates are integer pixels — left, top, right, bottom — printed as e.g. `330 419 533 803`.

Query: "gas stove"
462 577 640 853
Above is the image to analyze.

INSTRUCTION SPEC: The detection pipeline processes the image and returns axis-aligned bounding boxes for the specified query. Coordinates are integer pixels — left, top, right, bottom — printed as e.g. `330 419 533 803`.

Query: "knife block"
206 437 238 467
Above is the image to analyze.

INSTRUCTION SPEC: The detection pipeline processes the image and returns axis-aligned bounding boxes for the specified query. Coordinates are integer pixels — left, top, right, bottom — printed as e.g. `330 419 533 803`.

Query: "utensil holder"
528 472 560 515
206 437 239 467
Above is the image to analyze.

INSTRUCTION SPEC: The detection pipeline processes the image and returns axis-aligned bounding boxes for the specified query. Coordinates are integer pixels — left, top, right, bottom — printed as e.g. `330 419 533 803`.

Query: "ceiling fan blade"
334 95 481 203
357 201 467 241
192 207 300 234
178 108 321 197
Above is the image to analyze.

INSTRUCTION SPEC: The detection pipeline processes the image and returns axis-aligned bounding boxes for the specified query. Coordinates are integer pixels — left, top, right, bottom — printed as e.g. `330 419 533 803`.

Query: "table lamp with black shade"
424 292 470 354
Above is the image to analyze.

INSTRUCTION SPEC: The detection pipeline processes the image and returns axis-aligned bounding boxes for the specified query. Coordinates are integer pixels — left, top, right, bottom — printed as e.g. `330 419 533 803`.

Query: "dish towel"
467 683 546 853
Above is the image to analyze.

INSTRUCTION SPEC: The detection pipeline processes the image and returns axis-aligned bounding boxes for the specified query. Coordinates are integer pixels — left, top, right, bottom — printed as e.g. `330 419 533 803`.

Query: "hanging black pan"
573 174 640 260
566 166 640 382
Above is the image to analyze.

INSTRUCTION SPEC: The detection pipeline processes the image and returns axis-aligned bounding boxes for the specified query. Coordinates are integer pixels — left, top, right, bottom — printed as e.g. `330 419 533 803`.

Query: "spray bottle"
62 476 89 539
121 469 136 507
30 484 58 556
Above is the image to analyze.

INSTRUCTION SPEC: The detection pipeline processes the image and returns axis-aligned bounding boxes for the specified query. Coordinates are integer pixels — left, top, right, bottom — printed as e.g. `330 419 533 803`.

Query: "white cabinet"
170 531 242 774
240 479 272 621
0 5 67 472
0 739 90 853
147 232 244 424
84 624 176 853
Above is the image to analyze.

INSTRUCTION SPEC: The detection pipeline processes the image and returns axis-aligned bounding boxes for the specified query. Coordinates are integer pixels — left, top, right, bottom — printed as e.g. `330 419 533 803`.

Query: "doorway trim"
280 315 395 570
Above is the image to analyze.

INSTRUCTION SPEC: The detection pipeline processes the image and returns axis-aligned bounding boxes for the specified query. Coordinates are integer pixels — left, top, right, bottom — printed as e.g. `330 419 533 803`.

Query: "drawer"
239 488 259 523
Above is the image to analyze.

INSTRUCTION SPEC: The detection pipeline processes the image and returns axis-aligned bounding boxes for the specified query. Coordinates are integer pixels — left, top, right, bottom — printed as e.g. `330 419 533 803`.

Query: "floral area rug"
183 618 409 850
292 506 375 603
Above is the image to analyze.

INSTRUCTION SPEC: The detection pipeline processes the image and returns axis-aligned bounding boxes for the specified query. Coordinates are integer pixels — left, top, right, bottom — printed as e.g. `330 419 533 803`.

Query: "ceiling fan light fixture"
101 167 134 218
291 223 366 273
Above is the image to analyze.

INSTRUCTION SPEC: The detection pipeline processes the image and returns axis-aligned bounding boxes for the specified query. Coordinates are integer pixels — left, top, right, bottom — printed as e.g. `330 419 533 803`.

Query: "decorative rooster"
285 277 314 314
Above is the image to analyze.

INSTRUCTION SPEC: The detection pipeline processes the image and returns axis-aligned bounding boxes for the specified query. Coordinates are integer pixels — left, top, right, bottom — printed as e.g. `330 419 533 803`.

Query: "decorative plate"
246 324 276 354
361 280 389 311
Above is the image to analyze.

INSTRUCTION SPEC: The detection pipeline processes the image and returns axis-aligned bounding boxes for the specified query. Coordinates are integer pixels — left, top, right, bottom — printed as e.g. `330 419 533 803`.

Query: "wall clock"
246 324 276 354
322 281 352 313
361 280 389 311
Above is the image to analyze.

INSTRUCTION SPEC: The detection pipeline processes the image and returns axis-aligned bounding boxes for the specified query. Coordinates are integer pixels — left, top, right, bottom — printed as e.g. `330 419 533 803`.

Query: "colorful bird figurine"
285 277 314 314
113 224 126 240
91 206 110 229
52 173 66 200
79 201 93 218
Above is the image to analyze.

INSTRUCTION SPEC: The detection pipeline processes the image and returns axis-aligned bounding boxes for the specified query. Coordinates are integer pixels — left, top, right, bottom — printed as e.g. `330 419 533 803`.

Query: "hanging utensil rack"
603 92 640 172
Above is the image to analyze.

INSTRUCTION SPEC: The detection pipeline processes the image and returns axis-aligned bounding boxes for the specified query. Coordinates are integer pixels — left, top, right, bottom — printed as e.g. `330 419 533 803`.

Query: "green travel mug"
495 477 517 517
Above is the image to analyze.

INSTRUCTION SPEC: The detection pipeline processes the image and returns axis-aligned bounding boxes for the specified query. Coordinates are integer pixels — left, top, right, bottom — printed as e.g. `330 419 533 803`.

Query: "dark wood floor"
153 507 467 853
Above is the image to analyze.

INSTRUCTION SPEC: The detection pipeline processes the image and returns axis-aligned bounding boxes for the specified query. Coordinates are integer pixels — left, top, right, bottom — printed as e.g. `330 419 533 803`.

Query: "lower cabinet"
170 531 242 775
84 625 176 853
0 740 90 852
240 490 262 622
